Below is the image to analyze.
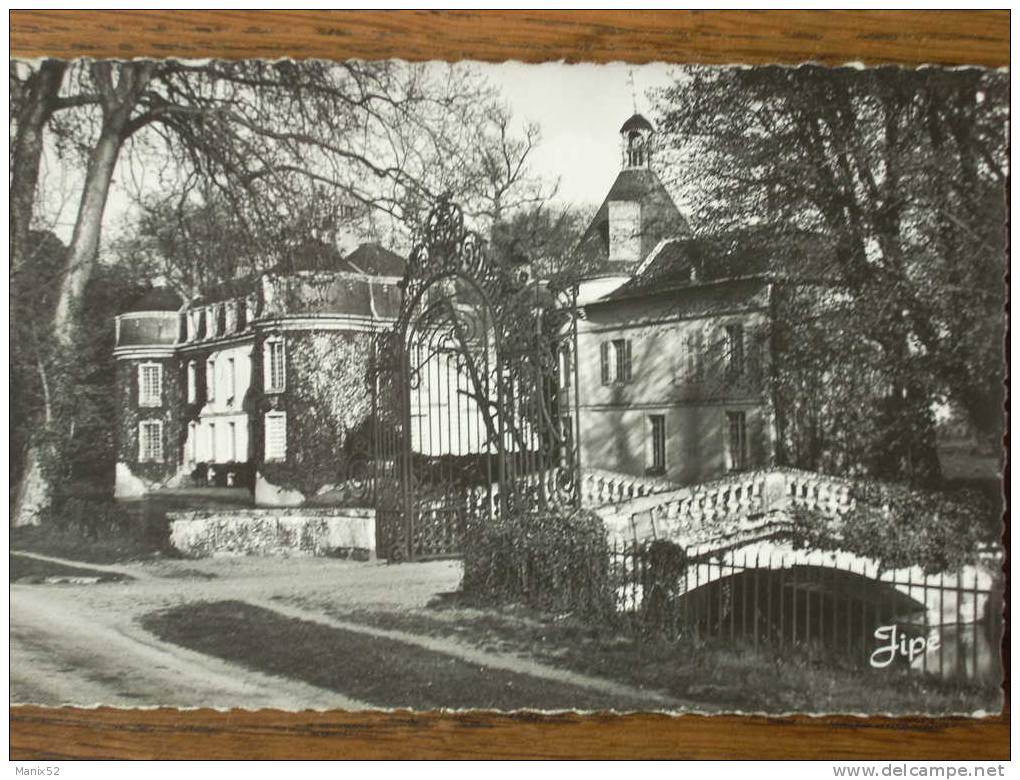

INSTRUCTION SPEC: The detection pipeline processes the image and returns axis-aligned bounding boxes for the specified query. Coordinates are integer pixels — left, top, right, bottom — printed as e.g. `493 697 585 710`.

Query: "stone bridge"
592 468 1002 681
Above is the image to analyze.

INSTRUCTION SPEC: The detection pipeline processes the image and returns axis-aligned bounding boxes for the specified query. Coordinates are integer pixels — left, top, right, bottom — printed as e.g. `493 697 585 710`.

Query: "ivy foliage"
791 483 999 574
258 330 374 499
461 507 614 619
12 235 151 515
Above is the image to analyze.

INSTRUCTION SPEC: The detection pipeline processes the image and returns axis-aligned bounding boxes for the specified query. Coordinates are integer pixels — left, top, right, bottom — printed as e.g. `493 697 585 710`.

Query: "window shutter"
624 340 633 382
600 342 610 385
265 413 287 461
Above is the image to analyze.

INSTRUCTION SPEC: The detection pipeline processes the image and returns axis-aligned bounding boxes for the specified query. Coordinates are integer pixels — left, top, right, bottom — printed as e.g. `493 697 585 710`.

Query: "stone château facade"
113 243 403 506
572 113 783 485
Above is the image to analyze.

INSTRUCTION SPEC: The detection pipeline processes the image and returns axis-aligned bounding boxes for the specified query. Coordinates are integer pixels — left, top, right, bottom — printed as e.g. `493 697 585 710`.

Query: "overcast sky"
475 62 679 208
37 62 682 246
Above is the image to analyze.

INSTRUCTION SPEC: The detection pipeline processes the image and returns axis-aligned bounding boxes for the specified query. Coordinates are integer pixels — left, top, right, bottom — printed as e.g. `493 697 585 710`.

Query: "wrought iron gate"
372 199 581 561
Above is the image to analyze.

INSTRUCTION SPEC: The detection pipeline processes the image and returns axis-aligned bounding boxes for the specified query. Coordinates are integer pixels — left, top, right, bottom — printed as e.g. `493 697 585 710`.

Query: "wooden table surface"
9 10 1010 761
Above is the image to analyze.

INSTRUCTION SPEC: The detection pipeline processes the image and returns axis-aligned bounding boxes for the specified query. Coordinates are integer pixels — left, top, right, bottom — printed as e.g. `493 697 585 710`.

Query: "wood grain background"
9 10 1010 761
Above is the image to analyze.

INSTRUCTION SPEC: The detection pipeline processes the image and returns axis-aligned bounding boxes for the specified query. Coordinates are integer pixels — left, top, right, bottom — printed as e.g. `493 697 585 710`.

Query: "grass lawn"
140 600 657 711
10 553 131 583
10 525 160 565
288 596 1002 715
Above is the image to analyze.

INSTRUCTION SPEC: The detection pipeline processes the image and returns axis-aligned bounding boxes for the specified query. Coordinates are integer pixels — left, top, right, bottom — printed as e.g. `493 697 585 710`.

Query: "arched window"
627 131 645 167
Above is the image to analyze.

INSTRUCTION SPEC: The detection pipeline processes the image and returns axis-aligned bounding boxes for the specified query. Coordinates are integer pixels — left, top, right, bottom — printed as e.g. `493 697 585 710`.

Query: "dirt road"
11 550 686 711
10 553 461 709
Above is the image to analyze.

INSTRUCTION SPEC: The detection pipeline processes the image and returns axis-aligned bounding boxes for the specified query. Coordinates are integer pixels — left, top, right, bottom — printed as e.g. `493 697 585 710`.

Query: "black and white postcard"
10 58 1007 716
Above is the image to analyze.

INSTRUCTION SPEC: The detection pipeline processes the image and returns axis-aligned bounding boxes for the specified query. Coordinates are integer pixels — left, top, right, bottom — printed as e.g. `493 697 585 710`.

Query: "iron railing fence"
609 540 1002 684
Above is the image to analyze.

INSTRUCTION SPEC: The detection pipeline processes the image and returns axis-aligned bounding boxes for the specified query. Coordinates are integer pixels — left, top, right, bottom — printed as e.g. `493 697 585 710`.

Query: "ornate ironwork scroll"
372 198 582 561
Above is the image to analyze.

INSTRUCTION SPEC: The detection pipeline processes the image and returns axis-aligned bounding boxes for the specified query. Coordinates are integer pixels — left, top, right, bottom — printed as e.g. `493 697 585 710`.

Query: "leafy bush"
42 476 172 555
792 483 998 573
634 539 688 639
461 507 613 619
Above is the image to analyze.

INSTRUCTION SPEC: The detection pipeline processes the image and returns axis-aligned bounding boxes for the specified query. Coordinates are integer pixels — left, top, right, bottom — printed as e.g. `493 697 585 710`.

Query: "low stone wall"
168 507 375 558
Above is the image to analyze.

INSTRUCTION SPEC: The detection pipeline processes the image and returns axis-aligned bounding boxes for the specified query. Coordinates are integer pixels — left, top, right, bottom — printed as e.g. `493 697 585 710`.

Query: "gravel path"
11 550 682 711
11 552 460 709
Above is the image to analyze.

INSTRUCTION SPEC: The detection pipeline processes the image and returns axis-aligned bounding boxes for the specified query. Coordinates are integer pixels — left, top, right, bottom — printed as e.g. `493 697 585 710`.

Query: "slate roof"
278 239 348 273
274 240 406 277
345 242 406 277
596 228 831 303
576 168 690 274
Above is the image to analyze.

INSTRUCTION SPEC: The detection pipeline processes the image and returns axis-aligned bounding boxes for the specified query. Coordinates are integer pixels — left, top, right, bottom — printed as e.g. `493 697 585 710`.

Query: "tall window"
187 421 198 463
726 411 748 472
265 412 287 461
207 422 217 462
725 323 745 378
265 338 286 392
648 414 666 474
600 339 632 385
226 357 236 402
138 363 162 407
187 361 197 403
206 358 216 401
675 328 705 385
139 420 163 463
227 421 237 462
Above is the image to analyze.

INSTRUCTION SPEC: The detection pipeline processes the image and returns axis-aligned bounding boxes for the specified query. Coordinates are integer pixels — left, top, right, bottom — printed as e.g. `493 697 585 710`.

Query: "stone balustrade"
599 468 862 547
579 468 678 507
452 467 677 516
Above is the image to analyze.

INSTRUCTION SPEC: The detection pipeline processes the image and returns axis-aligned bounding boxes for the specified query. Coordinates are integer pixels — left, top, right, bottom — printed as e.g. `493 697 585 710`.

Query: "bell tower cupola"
620 113 654 170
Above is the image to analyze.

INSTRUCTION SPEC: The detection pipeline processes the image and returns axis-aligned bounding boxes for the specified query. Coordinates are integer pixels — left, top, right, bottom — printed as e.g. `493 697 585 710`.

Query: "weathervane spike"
628 68 638 113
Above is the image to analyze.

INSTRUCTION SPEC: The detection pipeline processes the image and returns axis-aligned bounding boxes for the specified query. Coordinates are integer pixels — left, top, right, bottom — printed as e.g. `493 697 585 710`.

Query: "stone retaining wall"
168 507 375 558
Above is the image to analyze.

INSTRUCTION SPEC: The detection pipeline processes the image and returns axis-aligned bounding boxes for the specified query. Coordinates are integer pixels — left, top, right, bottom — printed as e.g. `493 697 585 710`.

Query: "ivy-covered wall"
255 328 376 499
115 356 184 486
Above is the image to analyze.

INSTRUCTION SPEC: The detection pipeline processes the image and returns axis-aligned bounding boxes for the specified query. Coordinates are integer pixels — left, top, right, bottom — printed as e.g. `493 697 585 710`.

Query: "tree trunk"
12 447 50 527
13 129 124 528
10 61 67 528
14 63 150 528
52 128 125 346
10 60 67 277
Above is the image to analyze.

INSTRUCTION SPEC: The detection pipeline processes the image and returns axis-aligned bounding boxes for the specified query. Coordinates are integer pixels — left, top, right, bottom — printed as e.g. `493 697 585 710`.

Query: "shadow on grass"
140 600 653 711
297 595 1002 716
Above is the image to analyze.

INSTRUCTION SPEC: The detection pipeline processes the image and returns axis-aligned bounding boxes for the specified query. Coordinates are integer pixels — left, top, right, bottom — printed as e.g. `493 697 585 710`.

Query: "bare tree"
10 58 558 525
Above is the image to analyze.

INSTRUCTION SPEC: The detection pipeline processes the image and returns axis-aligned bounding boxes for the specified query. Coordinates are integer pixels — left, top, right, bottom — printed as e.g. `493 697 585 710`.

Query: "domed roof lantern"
620 113 654 170
620 113 654 134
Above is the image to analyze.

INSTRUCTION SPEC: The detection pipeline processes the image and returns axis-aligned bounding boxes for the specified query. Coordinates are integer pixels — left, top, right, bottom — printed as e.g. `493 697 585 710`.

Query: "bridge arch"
617 538 1000 681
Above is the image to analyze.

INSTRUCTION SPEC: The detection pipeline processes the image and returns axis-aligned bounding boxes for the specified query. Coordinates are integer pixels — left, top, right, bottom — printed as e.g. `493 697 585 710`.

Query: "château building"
113 242 404 505
113 112 820 507
572 113 778 485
